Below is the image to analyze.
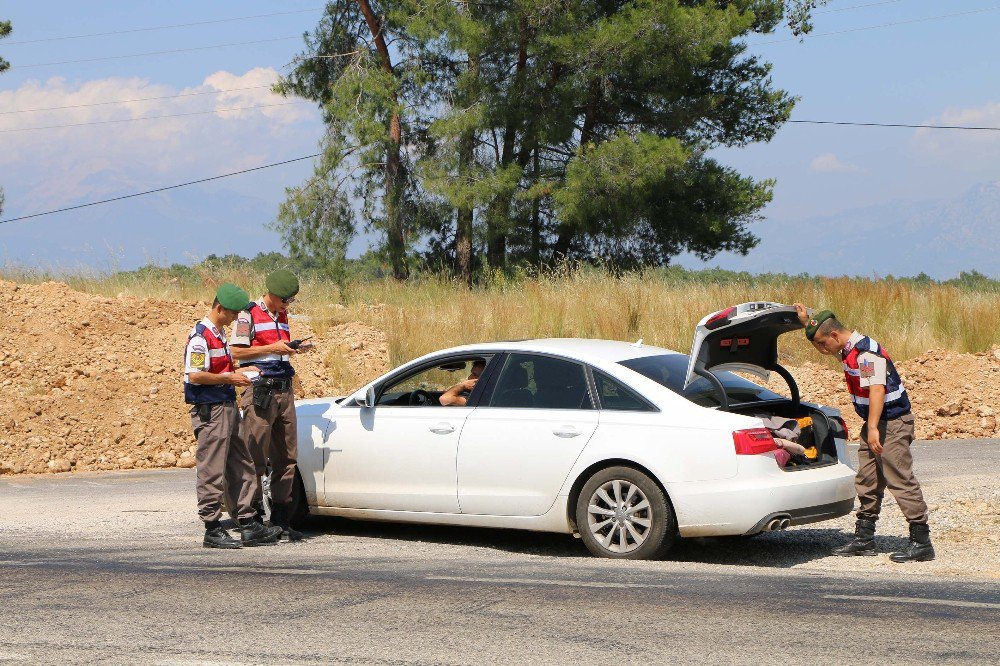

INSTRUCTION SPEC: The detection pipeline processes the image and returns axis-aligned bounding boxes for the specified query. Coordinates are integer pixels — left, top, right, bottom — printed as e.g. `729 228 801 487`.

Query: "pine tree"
276 1 415 280
279 1 828 280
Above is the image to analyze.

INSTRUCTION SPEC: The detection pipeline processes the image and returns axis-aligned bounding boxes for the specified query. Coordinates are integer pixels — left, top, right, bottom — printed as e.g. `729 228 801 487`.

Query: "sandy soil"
0 280 388 475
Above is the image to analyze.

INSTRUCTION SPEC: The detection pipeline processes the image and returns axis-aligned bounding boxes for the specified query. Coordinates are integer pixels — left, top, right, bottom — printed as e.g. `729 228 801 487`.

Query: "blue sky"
1 1 998 274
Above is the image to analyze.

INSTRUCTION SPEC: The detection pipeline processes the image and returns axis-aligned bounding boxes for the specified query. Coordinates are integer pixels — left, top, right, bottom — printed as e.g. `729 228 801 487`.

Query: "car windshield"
618 354 786 407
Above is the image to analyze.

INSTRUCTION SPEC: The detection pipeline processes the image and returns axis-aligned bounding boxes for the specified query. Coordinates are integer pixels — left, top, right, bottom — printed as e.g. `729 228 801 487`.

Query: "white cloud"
809 153 859 173
912 102 1000 168
0 69 322 212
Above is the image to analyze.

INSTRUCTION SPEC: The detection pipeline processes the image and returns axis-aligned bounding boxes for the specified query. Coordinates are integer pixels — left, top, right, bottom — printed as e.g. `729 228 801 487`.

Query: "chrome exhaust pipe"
779 518 791 530
766 518 781 531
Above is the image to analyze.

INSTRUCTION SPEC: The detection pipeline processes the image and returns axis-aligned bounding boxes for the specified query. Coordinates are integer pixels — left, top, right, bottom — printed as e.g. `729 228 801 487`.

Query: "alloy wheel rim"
586 479 652 553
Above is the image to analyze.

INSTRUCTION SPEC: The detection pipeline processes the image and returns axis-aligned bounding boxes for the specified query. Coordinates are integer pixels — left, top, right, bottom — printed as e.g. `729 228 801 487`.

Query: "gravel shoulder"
2 439 997 582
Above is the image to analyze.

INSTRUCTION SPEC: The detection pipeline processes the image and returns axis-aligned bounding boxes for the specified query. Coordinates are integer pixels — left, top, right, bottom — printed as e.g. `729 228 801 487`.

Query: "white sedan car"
287 302 857 559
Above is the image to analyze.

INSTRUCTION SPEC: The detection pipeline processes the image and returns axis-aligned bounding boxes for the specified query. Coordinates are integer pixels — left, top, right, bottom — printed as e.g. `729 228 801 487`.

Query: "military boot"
204 523 242 549
890 523 935 563
270 503 304 542
240 518 282 546
832 518 877 556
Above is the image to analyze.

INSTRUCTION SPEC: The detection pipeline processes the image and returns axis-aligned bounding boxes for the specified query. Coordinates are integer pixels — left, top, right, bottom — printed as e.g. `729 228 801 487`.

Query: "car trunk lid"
684 302 804 407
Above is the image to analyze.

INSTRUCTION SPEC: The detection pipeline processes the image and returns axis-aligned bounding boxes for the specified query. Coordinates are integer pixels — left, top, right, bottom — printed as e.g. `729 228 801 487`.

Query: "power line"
0 101 313 133
761 5 1000 44
789 119 1000 131
1 7 322 46
815 0 908 14
12 36 301 70
0 154 322 226
0 85 278 115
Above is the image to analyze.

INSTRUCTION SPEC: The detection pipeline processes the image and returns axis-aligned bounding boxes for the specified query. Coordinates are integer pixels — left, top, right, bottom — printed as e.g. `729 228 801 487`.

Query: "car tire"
575 466 676 560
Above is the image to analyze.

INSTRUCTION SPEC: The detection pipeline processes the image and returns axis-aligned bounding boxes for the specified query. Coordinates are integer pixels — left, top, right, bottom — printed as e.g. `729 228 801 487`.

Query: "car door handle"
430 423 455 435
553 426 581 438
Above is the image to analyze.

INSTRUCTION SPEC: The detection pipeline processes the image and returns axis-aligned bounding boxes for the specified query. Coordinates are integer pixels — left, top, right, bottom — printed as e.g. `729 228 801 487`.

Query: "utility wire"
815 0 908 14
0 85 278 115
0 154 322 225
0 101 312 133
761 5 1000 44
11 36 301 70
1 7 322 46
1 118 994 225
789 119 1000 131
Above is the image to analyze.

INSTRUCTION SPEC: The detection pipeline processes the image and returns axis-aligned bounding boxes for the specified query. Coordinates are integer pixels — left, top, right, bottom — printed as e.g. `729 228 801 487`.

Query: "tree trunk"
357 0 407 280
530 146 541 265
455 129 474 288
552 78 604 262
486 16 529 269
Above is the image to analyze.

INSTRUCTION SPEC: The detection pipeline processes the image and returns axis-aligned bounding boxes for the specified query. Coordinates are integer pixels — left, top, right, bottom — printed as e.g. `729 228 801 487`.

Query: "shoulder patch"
189 352 207 368
236 319 251 338
859 359 875 378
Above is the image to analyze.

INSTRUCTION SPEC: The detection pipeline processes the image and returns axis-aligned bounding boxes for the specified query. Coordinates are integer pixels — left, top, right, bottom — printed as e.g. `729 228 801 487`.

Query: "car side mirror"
363 386 376 409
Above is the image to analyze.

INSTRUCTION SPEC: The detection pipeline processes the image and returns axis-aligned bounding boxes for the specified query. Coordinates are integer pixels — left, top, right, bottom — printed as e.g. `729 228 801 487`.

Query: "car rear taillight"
705 306 737 330
836 416 849 441
733 428 777 455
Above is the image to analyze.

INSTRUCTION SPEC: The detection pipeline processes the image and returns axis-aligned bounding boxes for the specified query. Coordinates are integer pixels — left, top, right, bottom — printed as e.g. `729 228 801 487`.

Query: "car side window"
377 356 491 407
592 370 653 412
487 353 593 410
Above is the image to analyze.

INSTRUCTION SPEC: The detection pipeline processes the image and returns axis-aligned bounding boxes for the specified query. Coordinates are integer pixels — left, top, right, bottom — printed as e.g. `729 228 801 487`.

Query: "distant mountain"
678 180 1000 280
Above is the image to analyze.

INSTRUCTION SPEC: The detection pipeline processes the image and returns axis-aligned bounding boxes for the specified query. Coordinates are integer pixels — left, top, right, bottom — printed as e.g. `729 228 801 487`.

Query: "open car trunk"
686 302 843 471
728 400 843 470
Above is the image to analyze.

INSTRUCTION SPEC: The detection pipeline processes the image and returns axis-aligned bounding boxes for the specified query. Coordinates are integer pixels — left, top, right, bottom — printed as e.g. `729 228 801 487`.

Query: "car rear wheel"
575 466 675 560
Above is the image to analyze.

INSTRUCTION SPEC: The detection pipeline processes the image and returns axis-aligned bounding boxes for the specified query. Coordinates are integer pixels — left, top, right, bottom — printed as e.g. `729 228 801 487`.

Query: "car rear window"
618 354 786 407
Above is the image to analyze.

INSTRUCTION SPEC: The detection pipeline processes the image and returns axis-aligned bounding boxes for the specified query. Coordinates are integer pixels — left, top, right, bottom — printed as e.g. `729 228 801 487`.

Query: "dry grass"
6 267 998 374
341 273 999 369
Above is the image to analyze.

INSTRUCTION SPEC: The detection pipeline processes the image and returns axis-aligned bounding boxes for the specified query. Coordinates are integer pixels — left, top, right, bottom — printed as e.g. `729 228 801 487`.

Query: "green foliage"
943 270 1000 293
270 173 355 288
0 20 10 74
278 1 830 281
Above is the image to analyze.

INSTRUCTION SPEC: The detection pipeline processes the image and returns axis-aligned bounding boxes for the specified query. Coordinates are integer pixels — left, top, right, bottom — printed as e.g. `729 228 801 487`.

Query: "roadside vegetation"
5 257 997 370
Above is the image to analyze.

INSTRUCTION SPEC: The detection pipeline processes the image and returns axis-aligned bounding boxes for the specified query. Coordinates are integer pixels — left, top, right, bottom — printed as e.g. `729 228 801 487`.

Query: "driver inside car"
439 360 487 406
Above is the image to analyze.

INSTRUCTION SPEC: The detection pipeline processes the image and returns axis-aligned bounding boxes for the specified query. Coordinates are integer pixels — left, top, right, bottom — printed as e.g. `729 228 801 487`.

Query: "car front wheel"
575 466 676 560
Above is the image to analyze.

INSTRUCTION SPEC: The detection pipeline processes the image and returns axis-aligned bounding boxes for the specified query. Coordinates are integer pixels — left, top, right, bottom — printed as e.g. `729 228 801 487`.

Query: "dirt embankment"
1 279 998 476
771 349 1000 440
0 280 388 475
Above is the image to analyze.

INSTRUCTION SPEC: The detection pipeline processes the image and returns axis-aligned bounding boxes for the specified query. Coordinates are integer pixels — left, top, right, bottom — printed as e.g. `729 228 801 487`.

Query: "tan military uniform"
190 402 258 522
238 385 298 508
184 320 259 524
857 412 928 524
230 299 299 510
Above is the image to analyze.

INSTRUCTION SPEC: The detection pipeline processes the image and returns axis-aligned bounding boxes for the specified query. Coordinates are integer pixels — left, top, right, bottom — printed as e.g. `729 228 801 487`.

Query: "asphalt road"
1 440 998 665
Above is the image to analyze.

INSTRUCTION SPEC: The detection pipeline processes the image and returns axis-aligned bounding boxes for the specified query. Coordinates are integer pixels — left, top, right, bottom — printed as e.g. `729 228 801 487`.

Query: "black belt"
258 377 292 391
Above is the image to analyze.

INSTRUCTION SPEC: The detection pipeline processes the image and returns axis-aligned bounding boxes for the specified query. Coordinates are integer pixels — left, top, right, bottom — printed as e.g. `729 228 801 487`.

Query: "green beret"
216 283 250 311
805 309 836 341
265 269 300 299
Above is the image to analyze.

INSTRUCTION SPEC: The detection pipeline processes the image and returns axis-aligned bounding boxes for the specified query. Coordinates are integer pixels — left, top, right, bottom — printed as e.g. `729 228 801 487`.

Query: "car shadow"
666 530 912 568
301 515 591 558
295 516 912 567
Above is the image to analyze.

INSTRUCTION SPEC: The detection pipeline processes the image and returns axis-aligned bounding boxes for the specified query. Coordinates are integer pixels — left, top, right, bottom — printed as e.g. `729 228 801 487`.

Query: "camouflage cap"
804 309 836 341
215 283 250 312
265 269 300 299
